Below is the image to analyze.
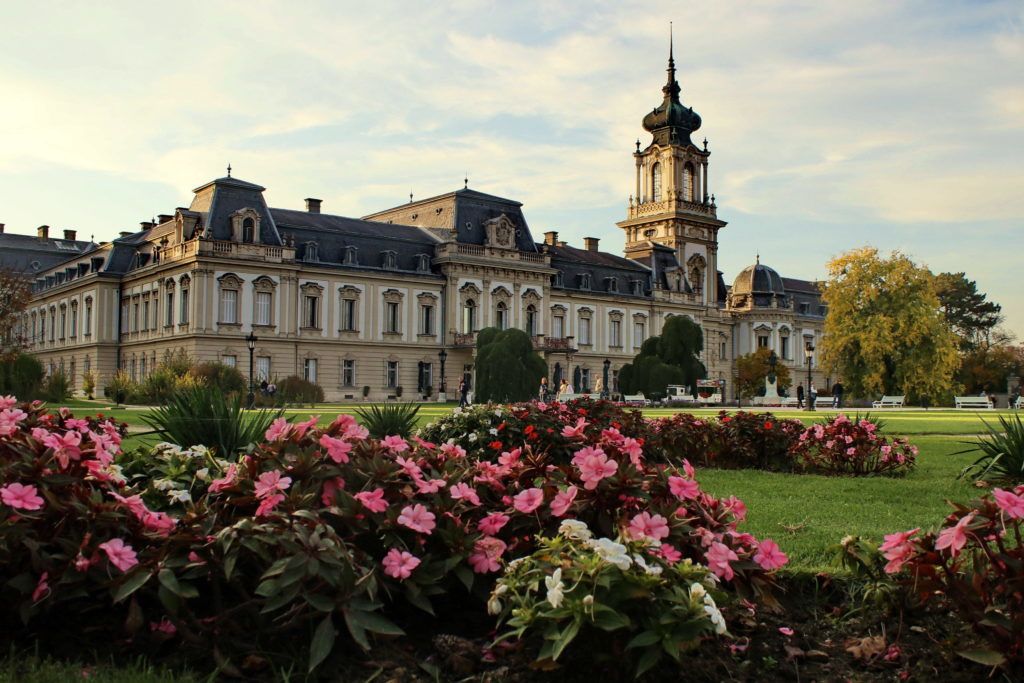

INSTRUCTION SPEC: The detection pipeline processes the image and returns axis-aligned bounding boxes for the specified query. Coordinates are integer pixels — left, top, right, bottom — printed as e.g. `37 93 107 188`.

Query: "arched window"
496 301 508 330
242 217 255 243
651 162 662 202
463 299 476 333
683 163 695 202
525 304 537 337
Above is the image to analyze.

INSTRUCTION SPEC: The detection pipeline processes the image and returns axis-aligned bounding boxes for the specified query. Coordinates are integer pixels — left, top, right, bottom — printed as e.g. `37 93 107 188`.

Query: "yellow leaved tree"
820 247 959 404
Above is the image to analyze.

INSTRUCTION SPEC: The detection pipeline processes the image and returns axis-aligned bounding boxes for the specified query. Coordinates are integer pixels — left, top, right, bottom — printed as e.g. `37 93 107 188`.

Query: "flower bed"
1 399 786 673
794 414 917 476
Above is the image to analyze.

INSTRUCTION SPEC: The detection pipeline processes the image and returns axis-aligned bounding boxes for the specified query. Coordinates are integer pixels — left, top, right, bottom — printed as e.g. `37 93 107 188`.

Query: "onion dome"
642 32 702 146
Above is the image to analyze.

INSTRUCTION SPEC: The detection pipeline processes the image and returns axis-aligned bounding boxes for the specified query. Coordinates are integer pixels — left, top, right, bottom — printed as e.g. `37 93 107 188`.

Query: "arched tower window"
651 162 662 202
683 163 695 202
242 217 255 243
496 301 508 330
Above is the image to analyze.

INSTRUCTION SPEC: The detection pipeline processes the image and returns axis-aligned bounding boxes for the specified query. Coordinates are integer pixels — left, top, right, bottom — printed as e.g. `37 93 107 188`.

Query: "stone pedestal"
764 376 780 402
437 392 447 403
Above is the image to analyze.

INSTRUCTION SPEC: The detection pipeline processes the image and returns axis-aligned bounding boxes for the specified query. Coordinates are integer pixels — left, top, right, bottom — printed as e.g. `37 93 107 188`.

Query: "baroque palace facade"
12 48 827 402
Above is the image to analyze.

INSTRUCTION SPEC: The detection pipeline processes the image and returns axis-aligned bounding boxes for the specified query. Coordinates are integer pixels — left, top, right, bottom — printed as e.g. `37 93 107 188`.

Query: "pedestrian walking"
458 379 469 408
832 380 844 409
809 382 818 410
796 384 804 409
539 377 549 401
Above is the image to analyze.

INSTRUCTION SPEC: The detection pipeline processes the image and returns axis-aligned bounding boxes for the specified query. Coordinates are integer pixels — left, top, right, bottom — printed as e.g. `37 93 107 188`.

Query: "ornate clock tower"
617 36 726 304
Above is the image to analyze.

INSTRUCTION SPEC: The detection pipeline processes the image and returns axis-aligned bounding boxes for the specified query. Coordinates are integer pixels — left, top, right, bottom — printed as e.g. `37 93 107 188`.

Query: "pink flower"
264 417 291 441
935 513 974 557
321 477 345 506
668 476 700 501
654 543 682 563
778 627 794 637
254 470 292 499
620 438 644 467
705 542 739 581
32 572 49 603
318 434 353 464
381 435 410 453
41 430 83 469
0 395 17 410
513 488 544 513
681 459 696 479
627 511 670 542
879 527 920 574
150 618 177 635
753 539 788 571
395 456 423 479
1 483 44 511
330 413 358 433
382 548 421 580
478 512 510 536
398 504 436 534
993 488 1024 519
208 464 238 493
498 448 521 468
256 493 285 517
293 415 319 437
355 488 388 513
561 417 589 438
99 538 139 572
440 442 466 459
141 511 177 536
468 537 507 573
449 482 481 506
571 445 605 467
550 486 578 517
577 451 618 490
722 496 747 522
74 554 93 572
0 408 27 436
414 476 446 494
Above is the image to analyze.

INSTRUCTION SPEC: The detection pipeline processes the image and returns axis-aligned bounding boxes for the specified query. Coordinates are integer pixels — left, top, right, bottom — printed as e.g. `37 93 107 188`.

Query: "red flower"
721 416 732 423
764 421 774 430
489 440 504 450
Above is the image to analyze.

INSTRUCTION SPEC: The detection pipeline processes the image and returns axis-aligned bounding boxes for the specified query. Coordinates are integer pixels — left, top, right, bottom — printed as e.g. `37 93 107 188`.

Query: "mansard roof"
544 242 652 297
188 176 282 246
0 231 97 274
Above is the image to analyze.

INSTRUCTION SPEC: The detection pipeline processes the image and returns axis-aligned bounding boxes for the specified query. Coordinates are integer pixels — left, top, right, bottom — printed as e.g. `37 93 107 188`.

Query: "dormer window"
606 277 619 293
631 279 644 296
553 271 564 288
304 241 320 263
415 254 430 273
579 273 591 290
343 246 359 265
242 217 255 243
381 250 398 269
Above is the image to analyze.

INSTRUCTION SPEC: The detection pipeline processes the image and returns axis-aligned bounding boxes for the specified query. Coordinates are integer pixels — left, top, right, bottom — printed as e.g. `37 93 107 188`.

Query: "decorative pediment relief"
217 273 243 289
338 285 361 299
484 214 517 250
458 282 482 295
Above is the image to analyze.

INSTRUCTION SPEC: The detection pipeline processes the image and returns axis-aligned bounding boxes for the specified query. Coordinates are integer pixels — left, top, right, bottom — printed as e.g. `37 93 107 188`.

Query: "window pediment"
253 275 276 292
338 285 361 298
217 273 243 289
300 281 324 295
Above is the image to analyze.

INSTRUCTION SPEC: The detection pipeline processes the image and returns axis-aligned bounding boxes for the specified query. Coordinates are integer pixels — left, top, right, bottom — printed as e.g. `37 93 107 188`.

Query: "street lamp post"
602 358 611 400
804 341 815 412
246 332 258 409
438 349 448 399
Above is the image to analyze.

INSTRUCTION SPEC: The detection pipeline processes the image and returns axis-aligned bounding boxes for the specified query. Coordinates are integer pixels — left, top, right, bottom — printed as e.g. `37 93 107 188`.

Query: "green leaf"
550 619 580 661
454 565 474 591
590 605 631 632
308 615 336 673
305 593 335 612
255 578 279 597
957 649 1006 667
342 610 369 650
113 569 153 603
634 646 662 678
626 630 661 649
157 568 198 598
345 608 405 636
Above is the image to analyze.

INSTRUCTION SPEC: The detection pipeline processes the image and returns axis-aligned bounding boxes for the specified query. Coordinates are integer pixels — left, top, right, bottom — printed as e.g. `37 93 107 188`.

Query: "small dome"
732 259 785 297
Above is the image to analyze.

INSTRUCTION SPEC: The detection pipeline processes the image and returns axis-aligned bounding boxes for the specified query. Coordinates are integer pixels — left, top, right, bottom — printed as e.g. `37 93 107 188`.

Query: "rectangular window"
143 301 150 330
633 322 645 349
303 295 319 328
609 319 621 347
304 358 318 383
120 300 129 333
341 298 357 331
420 304 434 335
255 291 272 326
386 360 399 388
220 289 238 324
579 317 592 345
780 336 790 360
165 292 174 326
342 359 355 387
133 302 139 332
84 301 92 336
552 315 564 339
385 301 400 333
581 368 591 393
418 362 433 391
180 289 190 324
256 356 271 381
140 356 147 377
70 307 77 337
84 356 90 373
720 342 727 360
757 335 769 348
221 355 237 368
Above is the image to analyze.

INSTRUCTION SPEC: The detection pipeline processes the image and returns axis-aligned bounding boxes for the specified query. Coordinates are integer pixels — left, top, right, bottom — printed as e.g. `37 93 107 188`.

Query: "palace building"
9 46 827 401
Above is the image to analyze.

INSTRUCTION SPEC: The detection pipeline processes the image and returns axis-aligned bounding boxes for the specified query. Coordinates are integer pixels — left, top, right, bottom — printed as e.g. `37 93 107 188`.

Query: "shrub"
491 520 728 677
646 411 804 472
277 375 324 405
105 370 136 405
959 413 1024 485
38 370 72 403
0 352 44 400
793 414 917 476
82 370 97 399
882 488 1024 670
140 384 283 457
355 403 420 439
188 362 246 396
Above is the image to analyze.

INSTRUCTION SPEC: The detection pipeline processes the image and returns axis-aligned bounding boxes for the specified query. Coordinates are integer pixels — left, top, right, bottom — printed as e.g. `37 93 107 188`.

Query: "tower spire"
667 22 675 85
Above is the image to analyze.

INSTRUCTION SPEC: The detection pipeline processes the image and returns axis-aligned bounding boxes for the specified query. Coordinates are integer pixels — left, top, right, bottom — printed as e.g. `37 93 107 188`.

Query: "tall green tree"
958 345 1024 393
735 347 793 399
934 272 1003 350
820 247 959 403
474 327 547 403
619 315 705 398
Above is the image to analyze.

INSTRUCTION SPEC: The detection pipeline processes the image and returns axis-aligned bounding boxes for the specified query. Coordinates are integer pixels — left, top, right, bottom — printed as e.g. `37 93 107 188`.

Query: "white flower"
704 604 727 634
195 468 210 481
187 445 210 459
559 519 592 541
494 583 509 597
689 583 707 603
487 596 503 615
489 428 498 436
506 557 527 572
582 594 594 606
494 408 503 417
152 478 177 491
633 554 662 576
589 538 632 570
468 433 478 442
168 489 192 504
545 569 565 609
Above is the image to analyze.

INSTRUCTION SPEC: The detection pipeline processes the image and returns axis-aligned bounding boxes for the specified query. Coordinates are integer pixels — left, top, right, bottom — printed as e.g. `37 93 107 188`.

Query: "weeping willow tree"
474 327 547 403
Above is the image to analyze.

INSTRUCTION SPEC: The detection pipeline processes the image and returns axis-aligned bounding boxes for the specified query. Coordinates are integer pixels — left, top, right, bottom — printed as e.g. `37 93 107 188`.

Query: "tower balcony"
627 197 717 220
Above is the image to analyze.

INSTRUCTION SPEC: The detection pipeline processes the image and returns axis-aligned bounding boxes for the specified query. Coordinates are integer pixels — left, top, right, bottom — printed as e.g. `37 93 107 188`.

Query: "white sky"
1 1 1021 336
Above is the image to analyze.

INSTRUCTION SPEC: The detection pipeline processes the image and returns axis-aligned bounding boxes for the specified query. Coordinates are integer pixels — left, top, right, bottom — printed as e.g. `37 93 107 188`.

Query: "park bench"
871 395 905 409
780 397 802 408
954 396 994 410
1014 396 1023 410
623 392 649 406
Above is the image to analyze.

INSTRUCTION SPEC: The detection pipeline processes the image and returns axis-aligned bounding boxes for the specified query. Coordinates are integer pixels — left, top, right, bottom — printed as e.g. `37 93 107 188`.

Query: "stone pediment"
484 214 517 250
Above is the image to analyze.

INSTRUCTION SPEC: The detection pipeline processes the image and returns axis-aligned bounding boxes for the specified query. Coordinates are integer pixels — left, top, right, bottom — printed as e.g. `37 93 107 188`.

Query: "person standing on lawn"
809 382 818 409
796 384 804 409
458 379 469 408
832 380 844 409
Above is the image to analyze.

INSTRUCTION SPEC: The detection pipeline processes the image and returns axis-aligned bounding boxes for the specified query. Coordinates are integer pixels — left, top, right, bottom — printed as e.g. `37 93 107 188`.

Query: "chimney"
63 229 77 241
557 240 567 247
543 230 559 246
0 223 4 234
305 198 322 214
119 231 132 238
140 221 155 231
583 237 600 252
157 214 174 224
37 225 50 240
